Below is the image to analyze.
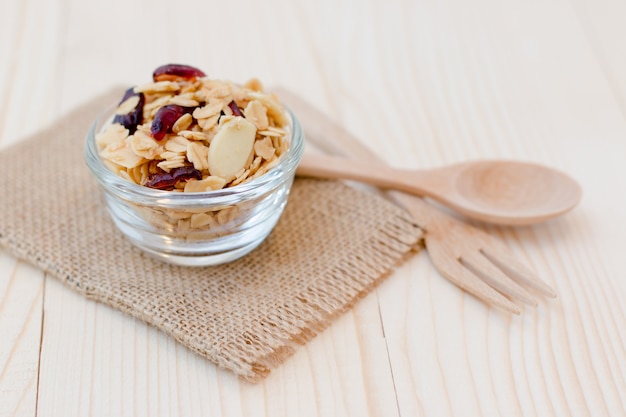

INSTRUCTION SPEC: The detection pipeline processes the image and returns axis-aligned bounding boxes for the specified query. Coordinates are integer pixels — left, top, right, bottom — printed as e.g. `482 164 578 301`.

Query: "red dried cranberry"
227 100 244 117
112 87 145 134
153 64 206 82
143 166 202 190
150 104 195 140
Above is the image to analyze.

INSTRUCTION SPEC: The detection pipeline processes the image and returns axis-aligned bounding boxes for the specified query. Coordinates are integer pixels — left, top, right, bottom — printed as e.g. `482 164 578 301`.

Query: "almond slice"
116 95 140 115
208 117 256 180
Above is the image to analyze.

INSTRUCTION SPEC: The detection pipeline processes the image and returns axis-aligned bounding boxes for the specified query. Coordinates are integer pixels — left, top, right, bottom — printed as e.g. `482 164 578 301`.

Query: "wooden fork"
276 88 556 314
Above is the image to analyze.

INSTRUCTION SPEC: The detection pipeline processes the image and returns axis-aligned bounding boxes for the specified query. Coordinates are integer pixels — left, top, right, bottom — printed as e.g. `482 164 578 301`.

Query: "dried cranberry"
153 64 206 82
143 166 202 190
228 100 244 117
150 104 195 140
112 87 145 134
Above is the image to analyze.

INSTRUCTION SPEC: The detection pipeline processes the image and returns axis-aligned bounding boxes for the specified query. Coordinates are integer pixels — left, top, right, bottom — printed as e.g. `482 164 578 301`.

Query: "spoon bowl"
442 160 582 225
296 154 582 225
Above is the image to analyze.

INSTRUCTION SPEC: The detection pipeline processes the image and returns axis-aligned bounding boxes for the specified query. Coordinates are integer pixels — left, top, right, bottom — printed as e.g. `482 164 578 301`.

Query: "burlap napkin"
0 88 423 382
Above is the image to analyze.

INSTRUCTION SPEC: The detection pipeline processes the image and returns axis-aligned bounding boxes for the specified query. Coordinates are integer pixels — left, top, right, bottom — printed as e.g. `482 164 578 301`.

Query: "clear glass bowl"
85 106 304 266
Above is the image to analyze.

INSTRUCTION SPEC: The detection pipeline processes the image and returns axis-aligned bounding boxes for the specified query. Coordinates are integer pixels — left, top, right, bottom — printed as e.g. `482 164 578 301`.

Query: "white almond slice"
208 117 256 180
116 95 140 115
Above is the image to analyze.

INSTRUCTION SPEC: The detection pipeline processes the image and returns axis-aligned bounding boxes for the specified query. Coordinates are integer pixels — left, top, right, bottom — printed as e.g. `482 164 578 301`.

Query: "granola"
96 64 289 193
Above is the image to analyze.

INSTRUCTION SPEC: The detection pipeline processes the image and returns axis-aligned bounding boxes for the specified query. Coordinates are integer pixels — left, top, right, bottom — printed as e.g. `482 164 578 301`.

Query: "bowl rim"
85 104 304 208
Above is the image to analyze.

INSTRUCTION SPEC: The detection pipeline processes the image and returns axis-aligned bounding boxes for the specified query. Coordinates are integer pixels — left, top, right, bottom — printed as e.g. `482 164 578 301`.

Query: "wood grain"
0 256 44 417
0 0 625 415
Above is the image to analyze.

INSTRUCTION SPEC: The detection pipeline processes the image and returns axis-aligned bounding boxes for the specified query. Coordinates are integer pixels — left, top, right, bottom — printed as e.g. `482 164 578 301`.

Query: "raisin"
112 87 145 134
151 104 194 140
227 100 244 117
143 166 202 190
153 64 206 82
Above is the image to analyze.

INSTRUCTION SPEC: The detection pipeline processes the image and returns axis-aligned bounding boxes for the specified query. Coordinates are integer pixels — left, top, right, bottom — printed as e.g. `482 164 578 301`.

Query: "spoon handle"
296 153 446 199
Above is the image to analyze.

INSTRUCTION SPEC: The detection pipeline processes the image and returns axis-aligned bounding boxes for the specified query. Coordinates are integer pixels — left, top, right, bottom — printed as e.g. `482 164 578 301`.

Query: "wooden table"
2 0 625 415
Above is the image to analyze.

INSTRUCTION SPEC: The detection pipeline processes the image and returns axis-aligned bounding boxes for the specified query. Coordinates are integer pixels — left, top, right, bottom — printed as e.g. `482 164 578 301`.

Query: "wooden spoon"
296 153 582 225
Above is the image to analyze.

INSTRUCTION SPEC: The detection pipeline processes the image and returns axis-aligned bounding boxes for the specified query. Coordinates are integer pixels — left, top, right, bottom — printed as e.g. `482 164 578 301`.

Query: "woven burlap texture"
0 88 423 382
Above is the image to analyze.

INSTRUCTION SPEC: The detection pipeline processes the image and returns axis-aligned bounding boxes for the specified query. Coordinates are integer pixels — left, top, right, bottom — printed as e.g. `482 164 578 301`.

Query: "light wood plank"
0 0 65 147
0 1 63 416
0 254 44 417
0 0 28 149
570 0 626 116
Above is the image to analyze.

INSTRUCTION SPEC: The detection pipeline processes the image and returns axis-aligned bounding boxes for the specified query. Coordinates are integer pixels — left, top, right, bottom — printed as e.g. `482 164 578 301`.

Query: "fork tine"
426 242 521 314
460 252 538 306
480 247 557 298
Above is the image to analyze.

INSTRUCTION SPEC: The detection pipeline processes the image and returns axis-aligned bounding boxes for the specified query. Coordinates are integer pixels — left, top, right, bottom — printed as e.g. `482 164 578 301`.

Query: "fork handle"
386 191 451 231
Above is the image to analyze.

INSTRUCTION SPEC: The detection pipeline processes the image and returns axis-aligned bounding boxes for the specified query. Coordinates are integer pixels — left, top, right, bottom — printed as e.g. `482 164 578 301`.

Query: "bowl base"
134 237 266 267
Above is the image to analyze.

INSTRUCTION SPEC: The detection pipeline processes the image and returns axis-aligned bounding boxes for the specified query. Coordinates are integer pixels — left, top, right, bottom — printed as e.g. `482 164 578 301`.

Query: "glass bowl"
85 106 304 266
